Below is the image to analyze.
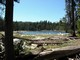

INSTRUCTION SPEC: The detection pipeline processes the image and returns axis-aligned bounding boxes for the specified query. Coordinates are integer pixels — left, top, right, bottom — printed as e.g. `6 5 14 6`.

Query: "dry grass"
1 32 80 52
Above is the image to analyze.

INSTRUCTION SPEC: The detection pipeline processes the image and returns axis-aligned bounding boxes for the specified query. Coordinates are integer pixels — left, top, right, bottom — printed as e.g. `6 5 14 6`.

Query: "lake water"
18 31 68 35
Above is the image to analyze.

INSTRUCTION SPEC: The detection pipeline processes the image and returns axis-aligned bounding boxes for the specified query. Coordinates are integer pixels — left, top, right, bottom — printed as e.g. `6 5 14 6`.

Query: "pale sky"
13 0 66 22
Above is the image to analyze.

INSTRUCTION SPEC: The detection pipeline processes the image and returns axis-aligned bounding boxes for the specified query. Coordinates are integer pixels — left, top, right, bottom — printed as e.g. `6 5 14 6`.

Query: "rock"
13 38 21 45
30 44 38 49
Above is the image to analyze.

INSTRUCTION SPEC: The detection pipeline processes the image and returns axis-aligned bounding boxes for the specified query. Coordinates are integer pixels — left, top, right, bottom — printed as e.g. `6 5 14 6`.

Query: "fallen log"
34 46 80 60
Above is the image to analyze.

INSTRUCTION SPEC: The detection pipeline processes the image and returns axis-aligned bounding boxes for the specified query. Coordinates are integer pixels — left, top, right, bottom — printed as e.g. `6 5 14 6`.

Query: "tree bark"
4 0 15 60
71 0 76 37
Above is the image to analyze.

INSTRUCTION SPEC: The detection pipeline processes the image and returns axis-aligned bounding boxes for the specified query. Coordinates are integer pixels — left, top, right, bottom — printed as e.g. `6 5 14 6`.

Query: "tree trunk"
71 0 76 37
4 0 15 60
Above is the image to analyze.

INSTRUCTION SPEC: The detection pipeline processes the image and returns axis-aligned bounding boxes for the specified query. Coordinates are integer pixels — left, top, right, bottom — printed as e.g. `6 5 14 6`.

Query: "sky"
14 0 66 22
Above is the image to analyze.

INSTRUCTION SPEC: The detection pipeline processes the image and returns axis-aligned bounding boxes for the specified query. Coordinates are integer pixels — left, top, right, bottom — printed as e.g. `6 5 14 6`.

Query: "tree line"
13 19 66 31
0 17 68 32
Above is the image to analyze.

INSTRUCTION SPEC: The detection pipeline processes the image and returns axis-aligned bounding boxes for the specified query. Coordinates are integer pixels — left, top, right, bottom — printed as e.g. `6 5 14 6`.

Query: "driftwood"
34 46 80 60
31 40 63 45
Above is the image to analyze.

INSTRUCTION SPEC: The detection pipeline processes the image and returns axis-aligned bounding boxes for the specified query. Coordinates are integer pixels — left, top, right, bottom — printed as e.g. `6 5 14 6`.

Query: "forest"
0 17 69 32
13 18 67 31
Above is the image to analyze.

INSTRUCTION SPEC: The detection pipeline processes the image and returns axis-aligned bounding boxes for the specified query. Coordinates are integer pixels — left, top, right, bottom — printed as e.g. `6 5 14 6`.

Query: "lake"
18 31 68 35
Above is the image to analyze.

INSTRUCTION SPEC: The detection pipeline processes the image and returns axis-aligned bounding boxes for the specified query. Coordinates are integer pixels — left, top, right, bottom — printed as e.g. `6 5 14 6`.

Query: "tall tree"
65 0 72 33
71 0 76 36
0 0 19 60
65 0 76 36
4 0 15 60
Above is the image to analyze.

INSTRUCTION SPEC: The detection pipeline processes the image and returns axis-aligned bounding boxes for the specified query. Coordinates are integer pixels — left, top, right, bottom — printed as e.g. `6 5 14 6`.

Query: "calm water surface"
18 31 68 35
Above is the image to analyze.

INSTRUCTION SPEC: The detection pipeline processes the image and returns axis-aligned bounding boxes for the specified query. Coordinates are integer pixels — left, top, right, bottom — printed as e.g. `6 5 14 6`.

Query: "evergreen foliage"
13 19 67 32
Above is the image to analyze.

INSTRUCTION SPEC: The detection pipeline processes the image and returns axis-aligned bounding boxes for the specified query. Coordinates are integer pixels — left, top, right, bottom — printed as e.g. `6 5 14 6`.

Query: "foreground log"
34 46 80 60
